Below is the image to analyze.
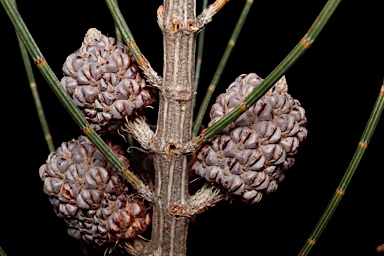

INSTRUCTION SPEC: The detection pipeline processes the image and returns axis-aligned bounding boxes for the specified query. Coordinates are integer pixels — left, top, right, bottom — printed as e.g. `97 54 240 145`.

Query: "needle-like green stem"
298 83 384 255
0 246 7 256
193 0 208 113
14 0 54 152
16 33 55 152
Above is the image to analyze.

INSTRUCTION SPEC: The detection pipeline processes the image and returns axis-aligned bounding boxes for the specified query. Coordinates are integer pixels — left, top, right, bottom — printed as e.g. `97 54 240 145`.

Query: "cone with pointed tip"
192 73 308 204
60 28 155 135
39 135 152 250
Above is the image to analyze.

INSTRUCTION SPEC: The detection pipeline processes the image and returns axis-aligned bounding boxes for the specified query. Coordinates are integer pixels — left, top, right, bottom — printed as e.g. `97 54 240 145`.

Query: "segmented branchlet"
192 73 308 204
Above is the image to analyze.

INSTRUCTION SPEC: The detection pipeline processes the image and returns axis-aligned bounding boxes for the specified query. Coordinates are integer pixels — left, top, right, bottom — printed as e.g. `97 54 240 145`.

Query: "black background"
1 1 383 256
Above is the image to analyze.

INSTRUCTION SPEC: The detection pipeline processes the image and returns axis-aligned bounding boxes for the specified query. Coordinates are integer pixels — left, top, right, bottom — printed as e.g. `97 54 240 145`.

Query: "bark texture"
144 1 198 255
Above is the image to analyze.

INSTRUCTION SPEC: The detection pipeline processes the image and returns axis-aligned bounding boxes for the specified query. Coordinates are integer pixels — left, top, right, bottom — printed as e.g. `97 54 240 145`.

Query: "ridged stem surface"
147 1 197 254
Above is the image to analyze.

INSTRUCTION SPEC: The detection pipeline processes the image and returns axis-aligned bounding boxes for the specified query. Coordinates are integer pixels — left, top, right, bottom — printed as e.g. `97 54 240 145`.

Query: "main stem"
147 1 197 255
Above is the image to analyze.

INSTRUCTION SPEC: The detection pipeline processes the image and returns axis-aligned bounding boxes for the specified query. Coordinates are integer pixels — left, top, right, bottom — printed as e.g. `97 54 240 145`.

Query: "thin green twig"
14 9 90 255
193 0 208 112
13 0 54 152
1 0 151 200
105 0 162 87
191 0 341 147
298 83 384 255
0 246 7 256
16 32 55 152
192 0 253 136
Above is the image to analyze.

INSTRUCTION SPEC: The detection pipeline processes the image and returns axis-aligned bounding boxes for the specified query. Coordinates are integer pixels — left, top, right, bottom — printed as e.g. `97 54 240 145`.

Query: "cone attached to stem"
60 28 155 135
192 73 308 204
39 135 152 250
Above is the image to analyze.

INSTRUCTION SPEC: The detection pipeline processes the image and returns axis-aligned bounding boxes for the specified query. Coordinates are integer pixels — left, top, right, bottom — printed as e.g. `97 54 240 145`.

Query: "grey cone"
39 135 152 249
193 73 308 204
60 28 154 135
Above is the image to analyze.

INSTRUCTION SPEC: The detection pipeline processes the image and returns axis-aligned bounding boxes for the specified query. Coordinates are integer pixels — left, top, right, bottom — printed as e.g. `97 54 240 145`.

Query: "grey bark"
143 1 198 255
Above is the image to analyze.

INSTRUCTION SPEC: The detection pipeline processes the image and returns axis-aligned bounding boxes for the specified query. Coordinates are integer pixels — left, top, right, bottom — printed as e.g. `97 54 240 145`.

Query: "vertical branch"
145 0 208 254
